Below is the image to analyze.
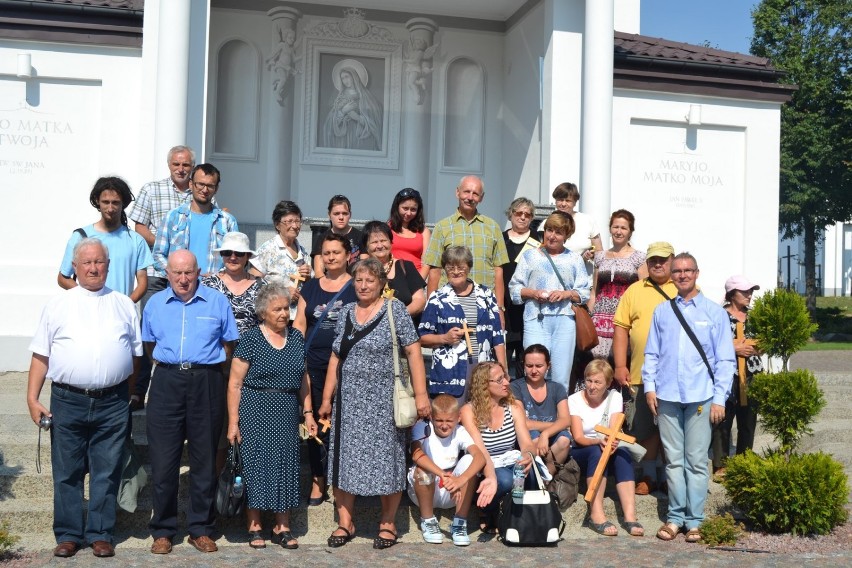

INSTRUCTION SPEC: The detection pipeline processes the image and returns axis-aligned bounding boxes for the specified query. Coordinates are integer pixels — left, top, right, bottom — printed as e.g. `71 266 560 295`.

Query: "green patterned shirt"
423 210 510 291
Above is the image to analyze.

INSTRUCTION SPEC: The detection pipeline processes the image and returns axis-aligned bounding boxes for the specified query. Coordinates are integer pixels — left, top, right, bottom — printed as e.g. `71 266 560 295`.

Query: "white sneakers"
421 517 470 546
450 520 470 546
420 518 443 544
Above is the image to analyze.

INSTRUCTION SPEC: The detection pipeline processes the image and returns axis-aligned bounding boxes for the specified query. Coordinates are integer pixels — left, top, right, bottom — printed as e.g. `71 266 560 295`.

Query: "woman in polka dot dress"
227 281 317 549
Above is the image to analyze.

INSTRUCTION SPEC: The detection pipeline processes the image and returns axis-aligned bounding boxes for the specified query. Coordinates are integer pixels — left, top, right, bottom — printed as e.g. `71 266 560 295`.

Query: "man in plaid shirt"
423 175 510 314
129 146 196 408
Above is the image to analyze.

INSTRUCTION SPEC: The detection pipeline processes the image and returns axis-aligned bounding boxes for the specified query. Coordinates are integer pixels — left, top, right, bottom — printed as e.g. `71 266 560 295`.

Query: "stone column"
402 18 438 194
266 6 301 210
153 0 191 167
579 0 614 236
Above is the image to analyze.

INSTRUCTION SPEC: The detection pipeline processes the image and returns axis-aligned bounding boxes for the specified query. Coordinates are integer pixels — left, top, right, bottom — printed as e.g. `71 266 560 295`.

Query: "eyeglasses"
220 250 247 258
489 375 509 384
192 181 218 191
671 268 697 275
278 219 302 227
513 211 533 219
445 266 468 275
398 188 420 199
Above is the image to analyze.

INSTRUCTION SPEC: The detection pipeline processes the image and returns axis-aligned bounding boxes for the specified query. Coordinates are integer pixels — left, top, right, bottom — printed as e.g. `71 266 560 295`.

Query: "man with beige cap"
612 241 677 494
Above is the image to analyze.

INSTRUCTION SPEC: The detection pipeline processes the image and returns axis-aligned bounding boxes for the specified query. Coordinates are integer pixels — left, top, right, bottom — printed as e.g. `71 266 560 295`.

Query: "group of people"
26 144 764 558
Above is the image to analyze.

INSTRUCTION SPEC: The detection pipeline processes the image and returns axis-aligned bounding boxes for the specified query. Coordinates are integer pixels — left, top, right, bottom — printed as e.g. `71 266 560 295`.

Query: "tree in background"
751 0 852 316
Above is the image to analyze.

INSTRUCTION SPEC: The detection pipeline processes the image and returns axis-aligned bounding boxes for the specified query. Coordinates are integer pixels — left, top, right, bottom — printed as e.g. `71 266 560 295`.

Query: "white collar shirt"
29 286 143 389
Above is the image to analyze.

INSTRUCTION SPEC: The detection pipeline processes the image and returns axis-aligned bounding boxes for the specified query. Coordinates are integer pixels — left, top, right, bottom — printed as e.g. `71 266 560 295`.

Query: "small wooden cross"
318 418 331 433
461 320 473 356
290 271 306 288
583 414 636 503
382 285 395 300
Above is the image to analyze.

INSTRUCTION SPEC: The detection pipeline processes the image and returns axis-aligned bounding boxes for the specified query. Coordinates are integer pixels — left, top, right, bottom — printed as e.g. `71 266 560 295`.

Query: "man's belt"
158 362 220 371
52 380 126 399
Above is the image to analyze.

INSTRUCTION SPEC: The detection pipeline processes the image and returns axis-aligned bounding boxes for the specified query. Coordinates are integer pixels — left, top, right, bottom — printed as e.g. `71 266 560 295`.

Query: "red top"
391 230 424 270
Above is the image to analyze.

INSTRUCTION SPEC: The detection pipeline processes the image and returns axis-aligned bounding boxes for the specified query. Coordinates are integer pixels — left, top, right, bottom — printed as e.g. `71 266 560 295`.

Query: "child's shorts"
407 454 474 510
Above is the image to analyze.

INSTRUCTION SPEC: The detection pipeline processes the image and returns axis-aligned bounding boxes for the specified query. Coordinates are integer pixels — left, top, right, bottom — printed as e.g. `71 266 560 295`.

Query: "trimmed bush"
699 513 743 546
723 451 848 535
748 369 826 455
748 288 817 370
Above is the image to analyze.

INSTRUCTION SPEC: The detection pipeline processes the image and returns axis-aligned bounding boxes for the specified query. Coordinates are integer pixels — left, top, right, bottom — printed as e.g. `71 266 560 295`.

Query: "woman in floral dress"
589 210 646 361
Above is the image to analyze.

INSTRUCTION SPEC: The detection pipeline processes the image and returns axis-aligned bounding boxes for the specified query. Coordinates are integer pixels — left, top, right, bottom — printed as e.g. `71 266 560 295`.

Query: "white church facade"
0 0 794 370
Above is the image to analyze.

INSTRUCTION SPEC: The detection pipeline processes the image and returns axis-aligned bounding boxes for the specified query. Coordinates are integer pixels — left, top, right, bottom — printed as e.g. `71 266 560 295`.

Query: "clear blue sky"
640 0 760 54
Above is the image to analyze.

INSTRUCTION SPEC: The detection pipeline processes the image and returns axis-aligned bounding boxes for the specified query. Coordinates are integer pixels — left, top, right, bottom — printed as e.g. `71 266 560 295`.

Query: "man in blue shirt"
642 252 735 543
142 250 239 555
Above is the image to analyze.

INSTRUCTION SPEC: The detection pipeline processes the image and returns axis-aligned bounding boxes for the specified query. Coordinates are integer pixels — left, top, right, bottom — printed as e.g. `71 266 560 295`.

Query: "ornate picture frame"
301 17 402 170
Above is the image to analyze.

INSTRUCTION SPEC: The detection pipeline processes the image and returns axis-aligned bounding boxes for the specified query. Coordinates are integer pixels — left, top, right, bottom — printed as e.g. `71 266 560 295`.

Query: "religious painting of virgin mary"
320 58 384 151
302 37 401 169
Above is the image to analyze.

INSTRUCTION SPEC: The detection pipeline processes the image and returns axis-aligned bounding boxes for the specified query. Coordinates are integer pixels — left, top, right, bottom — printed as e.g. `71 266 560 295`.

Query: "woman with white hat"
711 275 763 479
203 231 264 336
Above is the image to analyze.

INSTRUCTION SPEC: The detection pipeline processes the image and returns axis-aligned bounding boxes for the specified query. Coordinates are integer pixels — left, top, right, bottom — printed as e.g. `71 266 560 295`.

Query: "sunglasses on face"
219 250 247 258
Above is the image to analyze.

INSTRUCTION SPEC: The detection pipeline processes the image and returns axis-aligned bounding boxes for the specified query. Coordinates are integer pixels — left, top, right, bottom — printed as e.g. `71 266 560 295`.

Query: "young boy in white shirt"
409 394 486 546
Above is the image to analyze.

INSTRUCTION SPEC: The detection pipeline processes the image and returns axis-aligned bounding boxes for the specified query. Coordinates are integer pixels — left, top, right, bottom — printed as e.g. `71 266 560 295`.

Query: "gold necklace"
384 256 394 274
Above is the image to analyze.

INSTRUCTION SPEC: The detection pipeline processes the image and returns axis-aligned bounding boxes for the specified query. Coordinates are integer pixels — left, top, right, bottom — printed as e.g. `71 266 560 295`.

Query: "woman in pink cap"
711 275 763 479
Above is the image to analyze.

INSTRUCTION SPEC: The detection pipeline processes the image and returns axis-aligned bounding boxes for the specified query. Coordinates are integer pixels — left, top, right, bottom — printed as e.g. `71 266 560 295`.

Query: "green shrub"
0 520 19 553
748 288 817 370
748 369 826 455
699 513 743 546
723 451 848 535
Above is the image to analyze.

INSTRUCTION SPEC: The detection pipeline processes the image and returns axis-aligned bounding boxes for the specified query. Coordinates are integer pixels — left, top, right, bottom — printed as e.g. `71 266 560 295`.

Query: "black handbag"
497 453 566 545
215 441 245 518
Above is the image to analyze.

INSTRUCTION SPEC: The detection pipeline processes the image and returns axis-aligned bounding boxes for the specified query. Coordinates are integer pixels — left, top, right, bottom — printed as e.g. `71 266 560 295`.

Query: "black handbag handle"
229 440 242 476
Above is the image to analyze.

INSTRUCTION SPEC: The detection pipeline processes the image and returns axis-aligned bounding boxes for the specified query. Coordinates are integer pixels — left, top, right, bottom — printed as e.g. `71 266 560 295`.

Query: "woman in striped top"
460 362 535 533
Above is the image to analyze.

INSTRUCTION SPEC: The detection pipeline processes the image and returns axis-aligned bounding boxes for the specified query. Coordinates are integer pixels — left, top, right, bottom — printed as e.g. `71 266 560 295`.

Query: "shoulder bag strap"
648 278 672 301
542 250 568 290
668 299 714 382
600 390 613 425
386 298 401 382
304 279 352 353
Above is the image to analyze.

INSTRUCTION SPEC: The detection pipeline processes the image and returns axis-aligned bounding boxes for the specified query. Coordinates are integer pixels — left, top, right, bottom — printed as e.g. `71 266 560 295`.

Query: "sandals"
656 522 681 541
270 529 298 549
248 530 266 549
589 520 618 536
327 526 354 548
624 521 644 537
373 528 398 549
685 528 702 543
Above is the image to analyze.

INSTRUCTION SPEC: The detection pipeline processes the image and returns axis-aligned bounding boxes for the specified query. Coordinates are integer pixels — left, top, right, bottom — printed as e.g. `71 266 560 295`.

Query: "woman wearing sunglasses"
388 187 431 279
204 231 264 335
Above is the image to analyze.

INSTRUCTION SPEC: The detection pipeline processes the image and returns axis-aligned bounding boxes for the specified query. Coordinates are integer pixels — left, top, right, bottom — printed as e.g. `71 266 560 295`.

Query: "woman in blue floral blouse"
418 246 506 400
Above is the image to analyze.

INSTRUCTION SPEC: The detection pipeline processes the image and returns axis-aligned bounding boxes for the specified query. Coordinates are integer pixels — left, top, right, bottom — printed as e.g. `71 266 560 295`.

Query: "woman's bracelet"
303 410 313 415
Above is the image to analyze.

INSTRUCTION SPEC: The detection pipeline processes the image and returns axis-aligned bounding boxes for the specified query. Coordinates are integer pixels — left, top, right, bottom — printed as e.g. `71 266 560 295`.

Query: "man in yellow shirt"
612 241 676 495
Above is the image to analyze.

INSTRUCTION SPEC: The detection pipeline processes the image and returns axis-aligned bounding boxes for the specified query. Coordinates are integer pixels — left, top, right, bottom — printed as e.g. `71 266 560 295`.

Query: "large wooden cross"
583 414 637 503
461 320 474 356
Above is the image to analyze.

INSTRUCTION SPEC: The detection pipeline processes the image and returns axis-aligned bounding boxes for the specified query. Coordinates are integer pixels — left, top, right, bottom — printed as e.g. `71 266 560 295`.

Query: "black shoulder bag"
666 298 715 383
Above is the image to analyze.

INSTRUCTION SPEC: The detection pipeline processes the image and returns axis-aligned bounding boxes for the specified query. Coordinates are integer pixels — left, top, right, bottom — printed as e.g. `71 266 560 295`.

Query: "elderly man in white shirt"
27 238 142 559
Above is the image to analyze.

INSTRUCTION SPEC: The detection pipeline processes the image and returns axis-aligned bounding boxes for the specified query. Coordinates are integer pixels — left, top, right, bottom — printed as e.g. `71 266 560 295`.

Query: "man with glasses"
152 163 238 279
642 252 734 542
611 241 677 495
423 176 510 316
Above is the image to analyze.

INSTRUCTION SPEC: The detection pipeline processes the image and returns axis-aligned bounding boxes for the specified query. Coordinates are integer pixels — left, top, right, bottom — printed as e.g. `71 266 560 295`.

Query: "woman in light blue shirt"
509 212 591 390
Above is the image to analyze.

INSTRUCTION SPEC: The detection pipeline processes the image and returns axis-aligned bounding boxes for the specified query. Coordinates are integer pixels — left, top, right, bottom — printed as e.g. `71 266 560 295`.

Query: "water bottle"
512 459 525 498
233 475 244 499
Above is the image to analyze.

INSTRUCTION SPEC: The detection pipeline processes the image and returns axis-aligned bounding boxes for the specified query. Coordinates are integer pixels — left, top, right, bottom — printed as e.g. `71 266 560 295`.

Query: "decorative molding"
440 56 486 174
209 37 261 162
35 0 143 9
303 8 395 43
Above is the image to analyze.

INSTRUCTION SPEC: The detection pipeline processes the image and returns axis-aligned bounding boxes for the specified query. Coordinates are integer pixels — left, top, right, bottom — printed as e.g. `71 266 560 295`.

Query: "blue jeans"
50 382 129 545
523 314 576 391
572 444 634 483
657 398 712 530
